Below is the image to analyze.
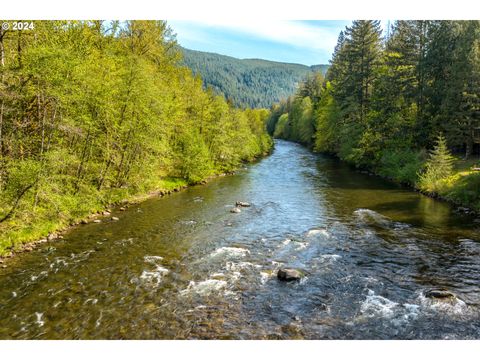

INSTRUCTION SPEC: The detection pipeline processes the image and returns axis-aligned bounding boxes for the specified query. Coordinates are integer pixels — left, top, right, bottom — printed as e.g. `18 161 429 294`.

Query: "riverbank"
296 142 479 216
361 155 480 215
0 150 272 262
418 157 480 214
1 139 479 339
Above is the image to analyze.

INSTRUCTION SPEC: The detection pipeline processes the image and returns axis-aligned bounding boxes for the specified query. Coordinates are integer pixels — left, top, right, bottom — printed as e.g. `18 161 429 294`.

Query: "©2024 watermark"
2 21 35 31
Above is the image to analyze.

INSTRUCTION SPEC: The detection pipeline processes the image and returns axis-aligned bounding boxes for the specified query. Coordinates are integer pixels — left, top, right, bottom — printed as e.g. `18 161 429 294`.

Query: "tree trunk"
0 182 36 223
465 126 473 160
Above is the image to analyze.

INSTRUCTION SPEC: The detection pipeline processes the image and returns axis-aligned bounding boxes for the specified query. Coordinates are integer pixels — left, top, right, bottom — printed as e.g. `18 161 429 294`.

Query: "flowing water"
1 140 480 339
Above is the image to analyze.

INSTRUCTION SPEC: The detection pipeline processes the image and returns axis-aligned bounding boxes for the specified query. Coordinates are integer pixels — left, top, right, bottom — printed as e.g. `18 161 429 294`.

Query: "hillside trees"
269 20 480 187
0 20 272 253
181 47 329 108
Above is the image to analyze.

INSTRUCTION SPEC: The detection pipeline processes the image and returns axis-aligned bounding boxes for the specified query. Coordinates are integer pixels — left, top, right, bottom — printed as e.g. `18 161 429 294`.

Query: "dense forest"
0 20 272 254
181 47 329 108
268 20 480 209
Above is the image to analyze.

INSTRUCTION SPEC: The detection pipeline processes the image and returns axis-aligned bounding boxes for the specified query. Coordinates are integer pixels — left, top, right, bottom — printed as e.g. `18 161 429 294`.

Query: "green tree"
419 134 455 191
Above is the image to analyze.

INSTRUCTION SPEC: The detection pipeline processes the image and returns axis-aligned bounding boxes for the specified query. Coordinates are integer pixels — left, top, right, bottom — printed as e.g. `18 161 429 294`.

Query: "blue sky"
168 20 390 66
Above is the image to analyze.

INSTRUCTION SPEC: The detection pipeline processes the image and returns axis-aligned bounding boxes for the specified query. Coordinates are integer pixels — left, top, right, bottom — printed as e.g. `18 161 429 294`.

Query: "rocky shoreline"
0 170 241 267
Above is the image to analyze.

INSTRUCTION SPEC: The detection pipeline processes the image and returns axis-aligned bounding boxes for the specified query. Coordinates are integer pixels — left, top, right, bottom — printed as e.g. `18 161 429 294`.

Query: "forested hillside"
268 20 480 210
0 21 272 254
181 48 329 108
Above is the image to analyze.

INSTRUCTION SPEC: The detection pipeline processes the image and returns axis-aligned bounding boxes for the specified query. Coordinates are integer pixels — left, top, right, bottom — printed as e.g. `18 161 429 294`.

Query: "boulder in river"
277 268 304 282
424 288 457 300
236 201 251 207
230 207 241 213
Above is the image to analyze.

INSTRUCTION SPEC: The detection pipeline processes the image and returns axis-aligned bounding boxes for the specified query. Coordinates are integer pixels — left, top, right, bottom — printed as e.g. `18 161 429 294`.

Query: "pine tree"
419 134 455 191
343 20 383 123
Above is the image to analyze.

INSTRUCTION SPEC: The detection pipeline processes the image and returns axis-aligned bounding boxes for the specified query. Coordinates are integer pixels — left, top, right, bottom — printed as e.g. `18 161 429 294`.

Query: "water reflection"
0 140 479 339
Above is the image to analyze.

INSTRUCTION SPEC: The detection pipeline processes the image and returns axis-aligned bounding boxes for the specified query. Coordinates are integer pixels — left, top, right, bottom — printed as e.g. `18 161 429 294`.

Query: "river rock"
47 233 57 241
424 289 456 300
93 219 102 223
277 268 304 282
111 217 119 221
236 201 251 207
81 219 88 224
230 207 241 213
119 207 126 211
102 211 111 216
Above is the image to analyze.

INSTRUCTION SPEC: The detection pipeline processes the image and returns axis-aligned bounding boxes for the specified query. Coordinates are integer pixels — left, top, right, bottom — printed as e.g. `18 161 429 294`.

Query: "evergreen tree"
419 134 455 191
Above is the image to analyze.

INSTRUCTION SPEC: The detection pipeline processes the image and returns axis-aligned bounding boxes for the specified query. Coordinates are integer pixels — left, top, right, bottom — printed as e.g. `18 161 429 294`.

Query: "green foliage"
441 172 480 211
0 21 272 254
378 148 425 184
181 48 329 108
177 129 213 184
268 20 479 211
418 134 455 192
273 114 289 138
313 82 340 152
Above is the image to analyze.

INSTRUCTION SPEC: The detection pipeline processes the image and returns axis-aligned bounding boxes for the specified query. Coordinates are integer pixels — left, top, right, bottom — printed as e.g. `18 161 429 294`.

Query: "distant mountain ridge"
180 47 329 108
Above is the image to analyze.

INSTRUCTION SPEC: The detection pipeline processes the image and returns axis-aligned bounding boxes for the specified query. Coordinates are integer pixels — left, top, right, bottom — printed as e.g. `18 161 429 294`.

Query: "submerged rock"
236 201 251 207
93 219 102 223
277 268 304 282
424 289 457 300
111 217 120 221
230 207 241 213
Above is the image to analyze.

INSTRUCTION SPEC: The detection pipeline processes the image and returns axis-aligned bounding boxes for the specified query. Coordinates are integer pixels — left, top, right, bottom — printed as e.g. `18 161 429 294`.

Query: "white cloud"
172 20 343 52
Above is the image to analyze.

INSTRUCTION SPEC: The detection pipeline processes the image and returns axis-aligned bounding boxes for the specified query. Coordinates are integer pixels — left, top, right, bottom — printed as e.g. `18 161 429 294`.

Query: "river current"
1 140 479 339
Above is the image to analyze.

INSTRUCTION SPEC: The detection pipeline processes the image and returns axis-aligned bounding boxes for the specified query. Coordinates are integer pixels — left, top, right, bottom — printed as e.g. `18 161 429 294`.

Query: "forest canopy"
181 47 329 108
268 20 480 206
0 20 272 254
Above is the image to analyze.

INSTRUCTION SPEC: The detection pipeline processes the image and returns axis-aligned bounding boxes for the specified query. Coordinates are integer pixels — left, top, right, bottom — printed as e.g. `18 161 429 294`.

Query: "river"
1 140 479 339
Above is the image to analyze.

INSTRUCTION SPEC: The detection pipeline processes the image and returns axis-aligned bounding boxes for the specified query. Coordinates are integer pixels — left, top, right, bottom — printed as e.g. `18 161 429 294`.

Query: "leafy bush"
378 148 425 184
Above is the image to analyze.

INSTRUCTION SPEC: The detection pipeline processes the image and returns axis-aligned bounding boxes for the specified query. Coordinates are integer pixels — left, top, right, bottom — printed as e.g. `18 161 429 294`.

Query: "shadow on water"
0 139 479 339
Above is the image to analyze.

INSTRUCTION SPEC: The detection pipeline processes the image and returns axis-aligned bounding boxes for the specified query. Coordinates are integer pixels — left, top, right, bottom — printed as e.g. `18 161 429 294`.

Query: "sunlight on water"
0 140 479 339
